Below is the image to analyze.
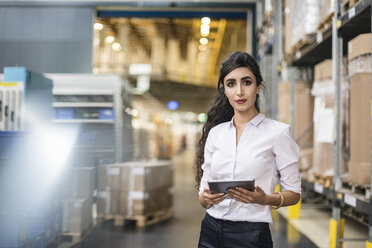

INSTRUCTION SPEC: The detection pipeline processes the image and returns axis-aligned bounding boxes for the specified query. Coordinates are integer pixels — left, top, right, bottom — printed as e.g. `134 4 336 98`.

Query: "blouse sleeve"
278 162 302 194
273 126 301 194
198 128 216 195
273 126 299 170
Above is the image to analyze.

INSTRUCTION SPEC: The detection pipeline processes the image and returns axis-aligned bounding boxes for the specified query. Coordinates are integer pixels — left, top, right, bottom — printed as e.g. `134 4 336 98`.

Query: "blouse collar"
229 113 265 128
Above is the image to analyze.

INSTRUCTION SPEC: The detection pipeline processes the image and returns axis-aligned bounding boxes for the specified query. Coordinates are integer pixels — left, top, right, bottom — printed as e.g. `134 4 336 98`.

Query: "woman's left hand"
227 185 268 205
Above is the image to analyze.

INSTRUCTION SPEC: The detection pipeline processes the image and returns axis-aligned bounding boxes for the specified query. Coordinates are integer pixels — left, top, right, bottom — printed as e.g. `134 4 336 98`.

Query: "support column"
330 0 344 247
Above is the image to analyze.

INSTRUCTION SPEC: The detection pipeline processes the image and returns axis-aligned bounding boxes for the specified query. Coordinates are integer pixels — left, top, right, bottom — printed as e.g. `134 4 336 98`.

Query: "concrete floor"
76 149 325 248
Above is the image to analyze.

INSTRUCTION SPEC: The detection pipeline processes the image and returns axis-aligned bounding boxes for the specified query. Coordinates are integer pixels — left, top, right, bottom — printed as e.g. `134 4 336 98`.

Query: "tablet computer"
208 179 255 194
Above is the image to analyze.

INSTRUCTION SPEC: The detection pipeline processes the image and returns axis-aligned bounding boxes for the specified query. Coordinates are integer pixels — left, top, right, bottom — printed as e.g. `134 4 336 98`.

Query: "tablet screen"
208 179 255 194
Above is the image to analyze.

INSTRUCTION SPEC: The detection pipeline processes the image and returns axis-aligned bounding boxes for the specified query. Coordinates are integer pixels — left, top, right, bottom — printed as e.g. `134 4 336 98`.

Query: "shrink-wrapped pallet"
348 33 372 185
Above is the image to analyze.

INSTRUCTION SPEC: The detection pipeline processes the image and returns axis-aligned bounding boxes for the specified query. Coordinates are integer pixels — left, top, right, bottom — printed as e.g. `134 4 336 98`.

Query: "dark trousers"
198 213 273 248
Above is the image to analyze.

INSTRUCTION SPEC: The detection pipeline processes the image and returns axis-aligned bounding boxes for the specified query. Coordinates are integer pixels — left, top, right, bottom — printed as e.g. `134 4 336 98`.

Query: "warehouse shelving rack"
283 0 372 247
50 74 133 166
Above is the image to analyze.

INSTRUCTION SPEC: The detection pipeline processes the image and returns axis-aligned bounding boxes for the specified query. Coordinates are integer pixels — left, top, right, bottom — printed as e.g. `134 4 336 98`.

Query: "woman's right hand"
199 188 226 209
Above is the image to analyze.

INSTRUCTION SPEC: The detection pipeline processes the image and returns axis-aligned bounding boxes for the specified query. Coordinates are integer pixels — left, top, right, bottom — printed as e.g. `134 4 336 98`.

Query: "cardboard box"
349 73 372 164
278 82 314 146
299 148 313 171
97 191 125 216
349 73 372 184
130 187 173 216
278 82 291 124
348 33 372 61
349 161 371 185
62 198 92 234
98 161 173 191
313 142 333 176
62 167 95 200
347 35 372 185
314 60 333 81
314 59 347 81
97 187 173 217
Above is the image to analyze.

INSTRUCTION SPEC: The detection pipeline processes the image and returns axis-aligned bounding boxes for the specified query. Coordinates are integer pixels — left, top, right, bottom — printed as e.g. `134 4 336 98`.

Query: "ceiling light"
201 17 211 25
199 45 207 51
112 42 121 51
200 24 210 37
94 22 103 31
198 113 207 123
105 36 115 44
199 37 208 45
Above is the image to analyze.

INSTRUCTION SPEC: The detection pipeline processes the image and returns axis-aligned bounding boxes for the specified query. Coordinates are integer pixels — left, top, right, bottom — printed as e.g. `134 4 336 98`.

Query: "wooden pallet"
291 39 310 55
97 213 126 226
312 174 333 188
61 224 93 244
98 208 174 228
342 0 359 15
341 180 370 199
126 208 174 227
318 12 334 32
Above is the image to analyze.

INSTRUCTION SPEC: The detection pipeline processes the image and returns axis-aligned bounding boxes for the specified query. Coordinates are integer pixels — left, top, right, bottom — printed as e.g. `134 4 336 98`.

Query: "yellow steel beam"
207 18 227 86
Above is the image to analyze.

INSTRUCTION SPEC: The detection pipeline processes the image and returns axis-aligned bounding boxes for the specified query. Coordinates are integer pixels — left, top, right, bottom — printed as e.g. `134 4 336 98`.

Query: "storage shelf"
53 102 114 108
289 0 371 67
338 0 372 43
302 179 370 216
291 28 333 67
53 89 114 95
52 119 115 124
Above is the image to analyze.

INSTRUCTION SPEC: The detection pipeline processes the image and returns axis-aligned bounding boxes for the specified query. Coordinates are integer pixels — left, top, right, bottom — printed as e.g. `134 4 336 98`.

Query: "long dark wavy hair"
195 51 265 189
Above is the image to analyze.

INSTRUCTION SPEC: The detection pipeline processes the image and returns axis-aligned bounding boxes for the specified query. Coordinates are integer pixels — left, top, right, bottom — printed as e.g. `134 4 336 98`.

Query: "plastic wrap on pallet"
348 54 372 77
97 191 111 215
311 78 349 97
311 79 349 139
318 0 334 25
62 198 92 234
311 76 349 177
290 0 320 47
61 167 95 200
348 52 372 185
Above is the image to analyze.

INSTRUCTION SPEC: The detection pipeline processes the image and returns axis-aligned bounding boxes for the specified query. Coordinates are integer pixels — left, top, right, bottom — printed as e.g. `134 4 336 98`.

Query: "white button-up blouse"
199 113 301 223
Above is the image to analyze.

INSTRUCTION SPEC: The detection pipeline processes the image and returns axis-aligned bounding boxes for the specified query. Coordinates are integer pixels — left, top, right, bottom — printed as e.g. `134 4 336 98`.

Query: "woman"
196 51 301 248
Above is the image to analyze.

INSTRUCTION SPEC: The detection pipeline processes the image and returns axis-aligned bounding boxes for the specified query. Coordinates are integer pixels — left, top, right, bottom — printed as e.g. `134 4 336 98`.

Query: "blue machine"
0 67 56 248
3 67 53 130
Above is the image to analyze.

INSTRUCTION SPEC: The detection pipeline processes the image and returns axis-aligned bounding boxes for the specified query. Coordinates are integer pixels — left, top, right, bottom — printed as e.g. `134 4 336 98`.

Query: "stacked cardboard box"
311 59 348 177
348 33 372 185
278 81 314 147
61 167 95 234
97 161 173 217
278 81 314 178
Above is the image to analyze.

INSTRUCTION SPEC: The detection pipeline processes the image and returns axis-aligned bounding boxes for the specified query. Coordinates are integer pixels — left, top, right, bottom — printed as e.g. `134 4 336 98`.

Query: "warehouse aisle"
81 149 318 248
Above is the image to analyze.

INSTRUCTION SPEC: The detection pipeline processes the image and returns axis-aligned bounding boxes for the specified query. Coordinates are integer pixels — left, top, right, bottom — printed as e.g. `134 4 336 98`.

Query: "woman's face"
223 67 261 115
